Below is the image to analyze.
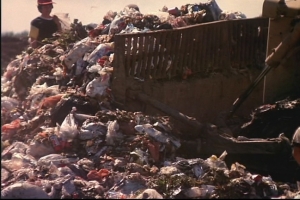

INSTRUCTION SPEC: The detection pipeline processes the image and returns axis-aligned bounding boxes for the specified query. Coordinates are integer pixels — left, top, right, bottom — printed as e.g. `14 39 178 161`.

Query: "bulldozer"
181 0 300 181
110 0 300 181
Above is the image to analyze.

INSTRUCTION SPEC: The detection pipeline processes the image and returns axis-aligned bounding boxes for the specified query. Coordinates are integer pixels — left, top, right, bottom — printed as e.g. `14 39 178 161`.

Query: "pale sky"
1 0 264 33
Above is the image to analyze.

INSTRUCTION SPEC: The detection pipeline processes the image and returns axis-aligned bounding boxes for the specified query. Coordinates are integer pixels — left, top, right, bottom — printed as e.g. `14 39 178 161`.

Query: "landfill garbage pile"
86 0 246 37
238 98 300 139
1 1 300 199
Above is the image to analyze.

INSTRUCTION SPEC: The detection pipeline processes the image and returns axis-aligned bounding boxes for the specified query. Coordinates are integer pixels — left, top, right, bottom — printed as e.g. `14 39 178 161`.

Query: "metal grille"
113 18 269 80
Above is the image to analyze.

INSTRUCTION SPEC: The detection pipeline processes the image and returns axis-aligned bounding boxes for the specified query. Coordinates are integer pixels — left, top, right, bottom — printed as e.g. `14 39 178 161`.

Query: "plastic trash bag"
135 123 181 148
87 63 103 73
58 108 78 141
130 148 150 165
86 42 114 65
63 37 94 69
79 121 107 140
106 120 123 146
28 84 60 110
108 16 127 35
85 73 111 98
1 182 50 199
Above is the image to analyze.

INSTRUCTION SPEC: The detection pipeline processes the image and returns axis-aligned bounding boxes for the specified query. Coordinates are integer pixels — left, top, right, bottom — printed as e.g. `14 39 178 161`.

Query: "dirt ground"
1 36 28 74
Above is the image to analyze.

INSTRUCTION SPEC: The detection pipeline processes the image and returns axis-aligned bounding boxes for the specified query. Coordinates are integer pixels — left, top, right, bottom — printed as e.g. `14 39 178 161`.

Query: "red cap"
37 0 55 5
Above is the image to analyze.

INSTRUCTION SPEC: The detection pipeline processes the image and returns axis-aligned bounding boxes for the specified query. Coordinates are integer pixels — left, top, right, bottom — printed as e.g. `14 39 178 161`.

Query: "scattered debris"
1 1 299 199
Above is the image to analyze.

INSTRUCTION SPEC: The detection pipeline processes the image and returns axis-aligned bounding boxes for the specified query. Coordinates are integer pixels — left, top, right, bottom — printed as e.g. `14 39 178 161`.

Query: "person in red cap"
28 0 62 48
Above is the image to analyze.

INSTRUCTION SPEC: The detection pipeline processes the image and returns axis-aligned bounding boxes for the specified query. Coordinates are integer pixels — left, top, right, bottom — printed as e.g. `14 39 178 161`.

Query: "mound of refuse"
1 1 300 199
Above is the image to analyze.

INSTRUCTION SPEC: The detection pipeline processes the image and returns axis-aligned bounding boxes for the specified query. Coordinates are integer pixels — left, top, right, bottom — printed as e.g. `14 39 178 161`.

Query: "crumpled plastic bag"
85 73 111 98
86 42 114 65
27 84 60 110
1 182 50 199
87 63 103 73
58 108 78 141
79 121 107 140
106 120 123 145
108 16 127 35
135 123 181 148
63 37 94 69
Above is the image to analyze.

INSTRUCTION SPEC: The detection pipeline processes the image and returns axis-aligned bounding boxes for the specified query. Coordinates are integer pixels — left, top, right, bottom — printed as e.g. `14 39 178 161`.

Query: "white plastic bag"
85 73 111 98
59 108 78 141
79 121 107 140
106 120 123 145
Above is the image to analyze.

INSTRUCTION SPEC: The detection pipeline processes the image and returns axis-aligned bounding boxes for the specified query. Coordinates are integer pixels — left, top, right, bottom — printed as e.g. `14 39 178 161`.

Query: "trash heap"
1 1 300 199
86 0 246 37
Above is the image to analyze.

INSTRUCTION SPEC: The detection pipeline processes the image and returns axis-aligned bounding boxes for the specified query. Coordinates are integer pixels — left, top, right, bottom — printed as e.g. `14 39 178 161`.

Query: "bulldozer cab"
262 0 300 55
262 0 300 18
260 0 300 105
